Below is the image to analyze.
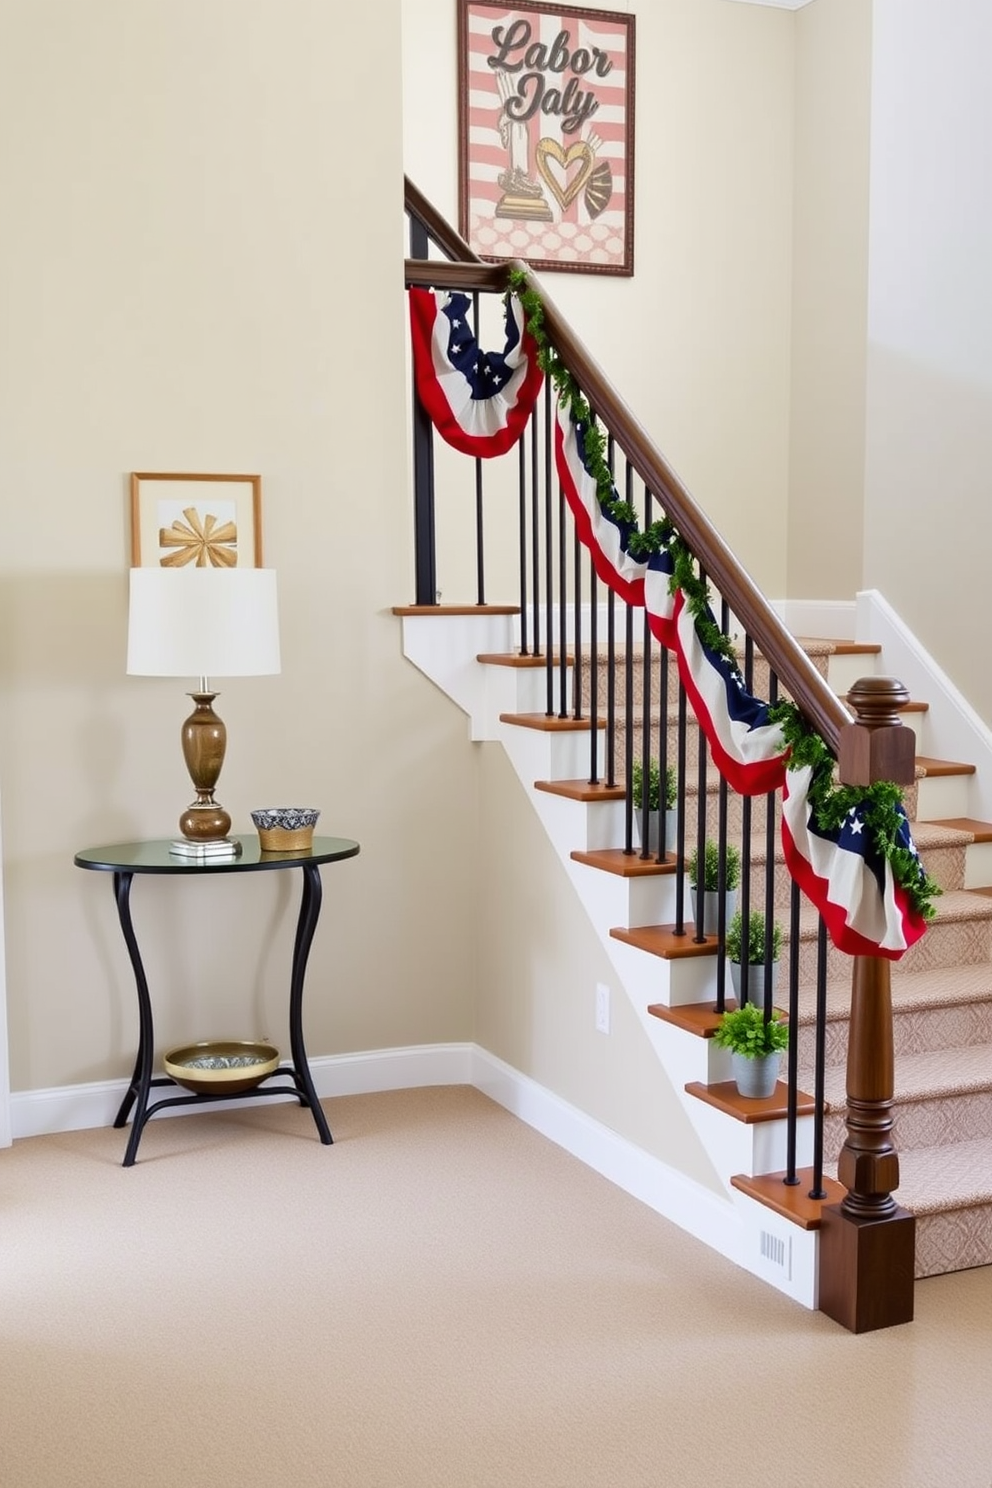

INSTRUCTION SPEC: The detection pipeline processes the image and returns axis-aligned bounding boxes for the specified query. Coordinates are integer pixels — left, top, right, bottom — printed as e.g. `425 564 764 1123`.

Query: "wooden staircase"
572 636 992 1280
398 607 992 1303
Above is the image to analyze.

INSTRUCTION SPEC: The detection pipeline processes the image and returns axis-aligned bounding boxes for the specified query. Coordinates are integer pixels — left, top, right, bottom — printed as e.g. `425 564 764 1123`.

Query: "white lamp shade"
127 567 281 678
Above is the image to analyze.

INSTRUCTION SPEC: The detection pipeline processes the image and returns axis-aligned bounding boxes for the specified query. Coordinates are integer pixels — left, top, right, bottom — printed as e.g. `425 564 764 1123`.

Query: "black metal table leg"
110 870 156 1167
288 863 333 1145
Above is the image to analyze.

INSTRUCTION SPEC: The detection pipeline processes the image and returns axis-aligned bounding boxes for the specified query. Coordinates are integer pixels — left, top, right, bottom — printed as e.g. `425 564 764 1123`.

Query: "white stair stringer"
399 614 821 1310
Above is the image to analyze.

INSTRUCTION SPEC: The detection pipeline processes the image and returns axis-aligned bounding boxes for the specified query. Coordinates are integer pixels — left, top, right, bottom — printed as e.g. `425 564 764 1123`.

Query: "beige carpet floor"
2 1085 991 1488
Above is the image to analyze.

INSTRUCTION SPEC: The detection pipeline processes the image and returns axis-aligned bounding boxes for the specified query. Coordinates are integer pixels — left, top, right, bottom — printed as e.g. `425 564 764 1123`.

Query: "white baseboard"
9 1043 476 1141
470 1046 742 1266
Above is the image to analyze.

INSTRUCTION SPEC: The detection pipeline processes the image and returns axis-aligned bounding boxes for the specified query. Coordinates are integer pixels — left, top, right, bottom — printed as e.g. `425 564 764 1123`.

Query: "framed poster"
458 0 635 276
130 472 263 568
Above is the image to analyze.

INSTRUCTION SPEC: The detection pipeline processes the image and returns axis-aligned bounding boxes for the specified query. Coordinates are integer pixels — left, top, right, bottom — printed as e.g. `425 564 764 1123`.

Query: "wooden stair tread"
685 1079 816 1123
391 603 519 615
499 712 604 732
916 755 977 777
571 848 676 877
534 779 624 802
477 652 572 667
610 924 719 959
647 1001 730 1036
648 998 786 1037
731 1170 848 1230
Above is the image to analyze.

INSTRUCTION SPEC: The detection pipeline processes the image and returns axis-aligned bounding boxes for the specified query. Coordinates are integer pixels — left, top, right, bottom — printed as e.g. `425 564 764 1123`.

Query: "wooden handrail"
404 190 851 752
404 176 481 264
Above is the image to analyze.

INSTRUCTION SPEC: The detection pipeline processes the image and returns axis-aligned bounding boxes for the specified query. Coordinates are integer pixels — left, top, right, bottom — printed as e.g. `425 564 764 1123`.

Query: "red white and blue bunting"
409 289 544 458
554 402 928 960
407 286 928 959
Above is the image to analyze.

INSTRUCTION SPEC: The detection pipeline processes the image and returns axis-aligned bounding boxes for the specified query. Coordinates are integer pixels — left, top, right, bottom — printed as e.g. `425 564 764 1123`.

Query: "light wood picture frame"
130 472 263 569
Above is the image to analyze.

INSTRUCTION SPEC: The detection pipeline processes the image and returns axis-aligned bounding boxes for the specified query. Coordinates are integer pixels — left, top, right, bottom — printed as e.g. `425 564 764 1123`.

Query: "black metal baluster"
623 601 635 854
675 676 688 935
531 401 541 657
739 636 754 1007
763 669 780 1017
518 435 529 656
572 504 583 721
409 218 436 607
810 915 829 1201
784 877 802 1187
472 291 485 606
543 376 556 715
606 587 617 788
659 641 671 863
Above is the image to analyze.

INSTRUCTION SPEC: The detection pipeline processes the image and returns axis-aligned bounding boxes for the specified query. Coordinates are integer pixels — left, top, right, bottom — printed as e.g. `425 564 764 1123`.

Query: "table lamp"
127 566 281 858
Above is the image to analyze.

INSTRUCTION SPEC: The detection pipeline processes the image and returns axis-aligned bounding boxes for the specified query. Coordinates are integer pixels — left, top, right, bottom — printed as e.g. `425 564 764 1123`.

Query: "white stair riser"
916 772 974 820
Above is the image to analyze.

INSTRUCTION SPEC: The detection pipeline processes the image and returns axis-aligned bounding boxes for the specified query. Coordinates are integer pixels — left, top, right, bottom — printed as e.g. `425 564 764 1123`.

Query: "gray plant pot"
731 1050 781 1099
633 810 677 858
728 959 779 1006
690 887 737 937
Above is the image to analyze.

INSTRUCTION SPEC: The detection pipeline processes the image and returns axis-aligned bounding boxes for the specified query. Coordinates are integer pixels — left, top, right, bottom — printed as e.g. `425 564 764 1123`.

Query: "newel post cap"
837 676 916 787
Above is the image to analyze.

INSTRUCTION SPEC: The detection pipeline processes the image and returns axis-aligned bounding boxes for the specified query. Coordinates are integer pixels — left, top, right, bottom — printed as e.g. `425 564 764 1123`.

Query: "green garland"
506 270 941 926
767 701 940 922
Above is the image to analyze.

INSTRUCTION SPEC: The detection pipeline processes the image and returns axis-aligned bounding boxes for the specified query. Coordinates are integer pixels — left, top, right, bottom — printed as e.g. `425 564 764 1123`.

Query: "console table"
74 835 360 1166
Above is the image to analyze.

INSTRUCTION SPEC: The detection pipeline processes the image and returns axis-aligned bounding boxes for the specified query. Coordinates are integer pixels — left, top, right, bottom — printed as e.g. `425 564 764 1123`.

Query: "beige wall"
787 0 871 601
864 0 992 722
0 0 479 1092
476 748 722 1190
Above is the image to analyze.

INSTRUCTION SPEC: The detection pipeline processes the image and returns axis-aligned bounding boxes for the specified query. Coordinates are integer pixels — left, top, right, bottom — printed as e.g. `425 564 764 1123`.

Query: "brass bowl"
163 1040 280 1095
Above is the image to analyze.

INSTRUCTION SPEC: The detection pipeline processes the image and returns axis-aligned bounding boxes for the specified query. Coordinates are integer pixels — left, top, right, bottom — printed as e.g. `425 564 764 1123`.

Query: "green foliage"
767 699 942 924
726 909 781 966
713 1001 789 1058
631 758 677 812
688 839 741 892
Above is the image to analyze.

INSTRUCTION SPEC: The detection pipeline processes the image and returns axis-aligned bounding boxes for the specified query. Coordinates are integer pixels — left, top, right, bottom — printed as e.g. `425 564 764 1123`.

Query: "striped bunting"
554 401 928 959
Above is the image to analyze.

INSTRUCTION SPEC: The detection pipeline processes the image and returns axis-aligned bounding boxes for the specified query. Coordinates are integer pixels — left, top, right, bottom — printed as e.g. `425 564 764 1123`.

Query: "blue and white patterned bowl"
250 807 320 851
250 807 320 832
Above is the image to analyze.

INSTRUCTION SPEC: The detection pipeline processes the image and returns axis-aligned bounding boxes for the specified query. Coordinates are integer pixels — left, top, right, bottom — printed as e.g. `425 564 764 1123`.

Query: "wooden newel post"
818 677 917 1333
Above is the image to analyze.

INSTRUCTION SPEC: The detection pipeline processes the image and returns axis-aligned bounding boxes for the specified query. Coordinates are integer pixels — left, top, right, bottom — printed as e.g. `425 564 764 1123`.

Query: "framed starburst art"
129 472 263 569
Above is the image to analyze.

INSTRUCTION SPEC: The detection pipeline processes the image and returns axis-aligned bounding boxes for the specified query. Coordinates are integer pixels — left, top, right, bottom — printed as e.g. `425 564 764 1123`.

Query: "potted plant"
726 908 782 1005
687 839 741 935
631 757 678 856
712 1000 789 1099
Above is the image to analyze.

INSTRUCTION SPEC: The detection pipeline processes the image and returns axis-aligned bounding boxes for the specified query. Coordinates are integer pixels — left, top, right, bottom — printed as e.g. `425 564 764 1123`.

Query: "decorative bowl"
163 1040 280 1095
250 807 320 852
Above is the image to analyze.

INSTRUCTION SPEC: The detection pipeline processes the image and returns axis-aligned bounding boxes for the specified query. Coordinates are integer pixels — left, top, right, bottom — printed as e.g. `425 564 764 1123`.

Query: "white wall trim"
471 1046 743 1266
781 598 856 641
857 588 992 819
9 1043 476 1141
